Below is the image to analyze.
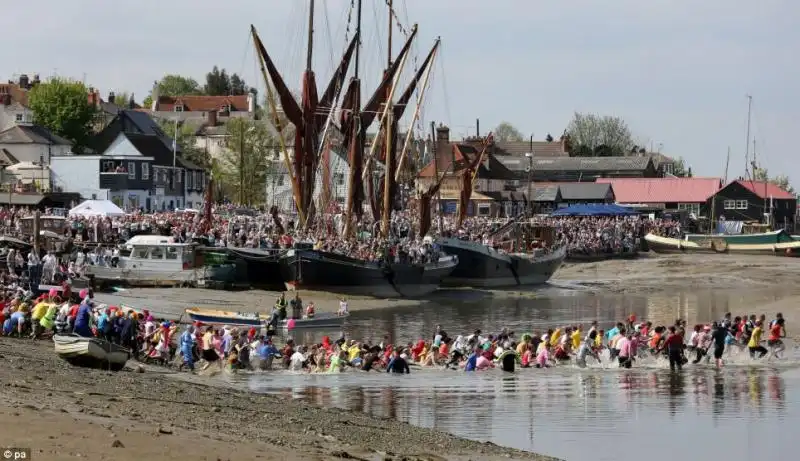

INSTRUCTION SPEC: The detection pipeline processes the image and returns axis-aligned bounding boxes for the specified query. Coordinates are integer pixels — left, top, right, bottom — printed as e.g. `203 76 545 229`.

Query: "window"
723 200 736 210
149 247 164 259
194 171 201 188
166 247 179 260
277 174 285 186
128 162 136 179
333 173 344 185
677 203 700 215
141 162 149 180
736 200 748 210
477 204 491 216
102 161 114 172
174 104 184 112
220 104 230 113
133 247 149 259
663 163 674 175
176 169 182 183
15 113 23 122
187 171 194 189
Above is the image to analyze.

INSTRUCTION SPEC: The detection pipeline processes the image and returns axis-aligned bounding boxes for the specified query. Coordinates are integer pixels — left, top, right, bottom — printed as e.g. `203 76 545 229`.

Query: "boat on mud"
53 334 130 371
279 250 458 298
438 222 566 288
184 307 348 330
645 232 800 256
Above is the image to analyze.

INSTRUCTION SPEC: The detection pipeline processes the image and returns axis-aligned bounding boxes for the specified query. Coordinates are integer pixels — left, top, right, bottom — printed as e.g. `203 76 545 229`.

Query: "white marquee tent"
68 199 126 218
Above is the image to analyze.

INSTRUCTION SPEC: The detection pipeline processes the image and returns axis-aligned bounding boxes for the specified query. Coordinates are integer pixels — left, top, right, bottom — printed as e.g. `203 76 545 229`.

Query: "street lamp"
525 152 533 216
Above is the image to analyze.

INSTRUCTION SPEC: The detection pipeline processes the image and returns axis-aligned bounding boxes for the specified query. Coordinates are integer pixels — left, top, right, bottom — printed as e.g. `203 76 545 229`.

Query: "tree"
204 66 249 96
753 167 794 194
565 112 636 157
671 157 689 177
493 122 524 142
27 77 97 152
112 91 132 107
157 119 209 169
143 75 202 107
219 118 276 206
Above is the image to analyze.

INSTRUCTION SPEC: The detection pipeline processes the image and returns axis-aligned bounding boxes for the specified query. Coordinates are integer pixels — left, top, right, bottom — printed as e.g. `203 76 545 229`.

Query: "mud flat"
0 338 556 461
555 253 800 294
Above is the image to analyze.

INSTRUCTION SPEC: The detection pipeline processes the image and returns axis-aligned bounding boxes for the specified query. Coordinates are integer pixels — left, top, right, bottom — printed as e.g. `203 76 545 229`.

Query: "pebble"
158 427 173 435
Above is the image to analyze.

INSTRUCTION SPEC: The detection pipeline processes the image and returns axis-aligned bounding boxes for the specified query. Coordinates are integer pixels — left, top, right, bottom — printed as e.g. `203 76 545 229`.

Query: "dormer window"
174 104 184 112
219 104 230 114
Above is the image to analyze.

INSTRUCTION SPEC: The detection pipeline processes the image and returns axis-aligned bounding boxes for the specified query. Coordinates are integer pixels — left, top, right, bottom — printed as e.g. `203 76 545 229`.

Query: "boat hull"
87 265 198 287
645 233 800 256
436 238 566 288
185 308 348 329
208 247 285 290
279 250 457 298
53 335 130 371
566 250 639 263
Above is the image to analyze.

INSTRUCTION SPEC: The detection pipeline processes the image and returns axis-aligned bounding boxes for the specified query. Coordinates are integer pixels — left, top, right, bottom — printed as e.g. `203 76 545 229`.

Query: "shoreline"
0 338 558 461
91 253 800 322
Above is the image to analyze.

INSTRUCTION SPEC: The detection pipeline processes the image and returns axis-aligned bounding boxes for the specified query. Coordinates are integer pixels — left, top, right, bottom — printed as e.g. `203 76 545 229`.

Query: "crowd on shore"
0 202 693 272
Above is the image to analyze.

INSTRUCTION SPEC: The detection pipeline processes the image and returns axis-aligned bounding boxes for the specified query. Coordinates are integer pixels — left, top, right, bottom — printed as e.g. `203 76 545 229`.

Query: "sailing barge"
254 0 455 298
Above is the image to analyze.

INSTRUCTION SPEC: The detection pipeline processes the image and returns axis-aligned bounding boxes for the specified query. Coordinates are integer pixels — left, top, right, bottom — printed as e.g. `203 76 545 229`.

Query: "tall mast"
343 0 363 238
382 103 393 236
744 94 752 178
387 0 393 68
354 0 362 80
306 0 315 71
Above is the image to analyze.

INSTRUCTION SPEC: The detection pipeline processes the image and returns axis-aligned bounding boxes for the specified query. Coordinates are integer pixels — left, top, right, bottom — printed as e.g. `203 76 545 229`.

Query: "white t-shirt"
289 351 305 371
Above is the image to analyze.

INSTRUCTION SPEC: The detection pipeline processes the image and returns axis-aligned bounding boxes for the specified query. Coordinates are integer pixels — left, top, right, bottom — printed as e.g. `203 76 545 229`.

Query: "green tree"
143 75 202 107
493 122 524 142
204 66 249 96
220 118 276 206
565 112 636 157
157 119 209 169
27 77 97 152
753 167 794 194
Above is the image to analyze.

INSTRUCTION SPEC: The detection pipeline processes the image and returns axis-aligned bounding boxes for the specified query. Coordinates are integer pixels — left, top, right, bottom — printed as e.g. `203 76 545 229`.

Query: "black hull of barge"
278 249 458 298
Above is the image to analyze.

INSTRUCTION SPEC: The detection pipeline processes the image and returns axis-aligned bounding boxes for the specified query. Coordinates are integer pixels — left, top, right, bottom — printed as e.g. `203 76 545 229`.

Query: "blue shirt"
257 343 279 359
74 304 92 331
605 327 619 341
97 314 108 331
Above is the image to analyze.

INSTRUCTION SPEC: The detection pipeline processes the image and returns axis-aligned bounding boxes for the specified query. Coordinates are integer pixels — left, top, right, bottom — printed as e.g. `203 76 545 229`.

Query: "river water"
235 285 799 461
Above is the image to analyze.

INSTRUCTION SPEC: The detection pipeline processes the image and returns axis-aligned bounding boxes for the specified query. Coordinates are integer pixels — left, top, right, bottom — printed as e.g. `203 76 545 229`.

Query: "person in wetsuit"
710 322 728 368
499 348 520 373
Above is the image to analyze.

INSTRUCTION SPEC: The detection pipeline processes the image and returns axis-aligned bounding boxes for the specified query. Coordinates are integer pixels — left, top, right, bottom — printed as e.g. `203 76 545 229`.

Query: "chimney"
108 91 115 104
435 124 450 166
128 93 135 109
207 109 218 127
247 91 255 113
18 74 29 89
436 123 450 146
32 74 40 86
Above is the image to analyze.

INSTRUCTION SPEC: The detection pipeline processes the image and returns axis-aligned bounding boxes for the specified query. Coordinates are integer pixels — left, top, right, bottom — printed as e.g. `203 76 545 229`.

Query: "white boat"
53 334 130 371
184 307 349 330
86 235 201 287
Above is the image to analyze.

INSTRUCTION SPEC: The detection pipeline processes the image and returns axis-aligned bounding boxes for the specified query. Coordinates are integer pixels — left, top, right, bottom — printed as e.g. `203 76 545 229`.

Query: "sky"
4 0 798 185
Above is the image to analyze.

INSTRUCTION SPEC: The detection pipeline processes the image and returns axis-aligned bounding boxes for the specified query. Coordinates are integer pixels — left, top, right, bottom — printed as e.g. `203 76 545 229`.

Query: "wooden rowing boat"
184 307 348 329
53 334 130 371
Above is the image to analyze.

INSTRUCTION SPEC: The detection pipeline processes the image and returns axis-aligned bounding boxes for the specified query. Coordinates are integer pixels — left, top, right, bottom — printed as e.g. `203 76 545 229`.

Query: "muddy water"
239 287 800 461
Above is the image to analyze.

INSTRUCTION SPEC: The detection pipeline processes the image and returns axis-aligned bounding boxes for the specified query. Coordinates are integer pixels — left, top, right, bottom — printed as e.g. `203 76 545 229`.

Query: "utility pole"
239 124 245 205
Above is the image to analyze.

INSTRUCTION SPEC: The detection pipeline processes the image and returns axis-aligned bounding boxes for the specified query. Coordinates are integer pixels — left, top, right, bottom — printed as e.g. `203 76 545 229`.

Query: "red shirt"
663 333 683 351
68 304 79 318
769 324 782 341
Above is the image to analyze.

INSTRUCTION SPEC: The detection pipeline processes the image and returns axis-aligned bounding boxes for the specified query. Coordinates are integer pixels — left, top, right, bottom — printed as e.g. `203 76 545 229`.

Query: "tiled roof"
495 156 653 172
417 144 515 180
125 133 175 166
733 180 795 200
0 148 19 166
493 140 568 157
0 124 72 145
156 95 249 112
596 177 722 203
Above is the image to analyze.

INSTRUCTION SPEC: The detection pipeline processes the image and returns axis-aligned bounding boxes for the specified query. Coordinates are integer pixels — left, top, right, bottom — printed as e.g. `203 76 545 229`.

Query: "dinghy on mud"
645 232 800 256
184 307 348 330
53 334 130 371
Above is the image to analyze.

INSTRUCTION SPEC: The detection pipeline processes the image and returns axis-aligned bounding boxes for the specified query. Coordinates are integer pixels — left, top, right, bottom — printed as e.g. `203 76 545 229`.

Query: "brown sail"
456 133 493 229
251 25 358 226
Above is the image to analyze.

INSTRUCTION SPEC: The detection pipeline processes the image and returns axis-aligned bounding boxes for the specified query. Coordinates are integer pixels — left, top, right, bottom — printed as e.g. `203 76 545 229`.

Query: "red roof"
595 177 721 203
418 144 474 178
733 180 795 200
155 95 249 112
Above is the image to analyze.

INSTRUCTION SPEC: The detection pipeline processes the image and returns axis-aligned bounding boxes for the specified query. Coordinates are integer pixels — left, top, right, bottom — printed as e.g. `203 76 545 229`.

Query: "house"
417 125 516 197
495 155 659 182
0 124 72 164
707 179 796 229
597 177 722 216
176 156 205 209
0 76 36 130
51 110 205 210
557 182 615 206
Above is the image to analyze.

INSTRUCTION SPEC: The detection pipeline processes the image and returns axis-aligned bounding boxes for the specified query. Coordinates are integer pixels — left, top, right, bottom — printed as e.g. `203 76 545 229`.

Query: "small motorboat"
184 307 348 330
53 334 130 371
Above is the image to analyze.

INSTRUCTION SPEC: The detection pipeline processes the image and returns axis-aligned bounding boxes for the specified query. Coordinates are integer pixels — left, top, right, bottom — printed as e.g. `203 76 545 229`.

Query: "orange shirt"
438 342 449 356
769 324 782 341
